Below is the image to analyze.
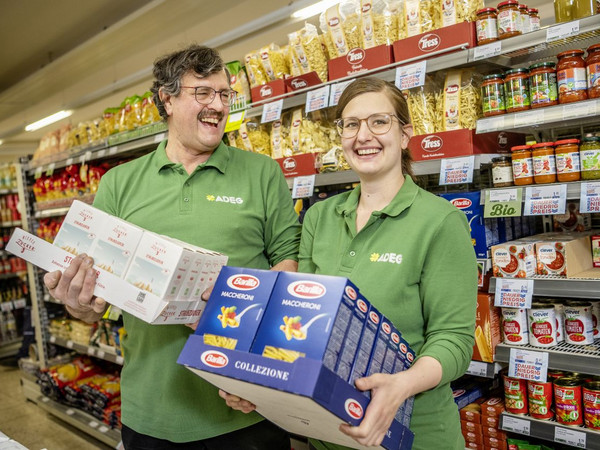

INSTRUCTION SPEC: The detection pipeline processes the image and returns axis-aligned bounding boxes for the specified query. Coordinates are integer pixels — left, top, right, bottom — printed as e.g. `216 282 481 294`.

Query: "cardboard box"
460 401 483 423
491 240 536 278
461 420 483 436
177 339 414 450
482 427 507 440
480 397 505 418
465 443 483 450
349 304 381 389
473 294 501 363
7 228 216 324
328 45 393 81
484 436 507 449
52 200 109 255
481 414 499 429
408 130 524 162
593 235 600 268
535 234 594 278
463 430 484 445
250 79 286 104
275 153 319 178
392 21 477 64
284 72 323 91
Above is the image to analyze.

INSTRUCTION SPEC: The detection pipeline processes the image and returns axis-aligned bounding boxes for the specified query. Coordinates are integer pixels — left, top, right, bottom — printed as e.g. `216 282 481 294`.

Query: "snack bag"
225 61 251 108
140 92 161 124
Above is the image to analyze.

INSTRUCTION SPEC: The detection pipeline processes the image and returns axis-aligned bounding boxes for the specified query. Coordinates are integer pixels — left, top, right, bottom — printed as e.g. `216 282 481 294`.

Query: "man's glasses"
181 86 238 106
334 113 403 138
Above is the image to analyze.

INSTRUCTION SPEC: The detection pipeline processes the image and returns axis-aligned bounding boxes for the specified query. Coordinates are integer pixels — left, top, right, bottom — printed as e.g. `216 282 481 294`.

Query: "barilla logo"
150 243 167 257
288 281 326 299
283 157 297 171
291 79 307 89
201 350 228 368
345 286 357 300
421 135 443 152
382 322 391 335
453 389 466 398
498 132 508 148
260 85 272 97
391 332 400 344
227 274 260 291
369 311 380 324
451 198 472 209
400 343 408 354
328 17 340 27
446 84 459 94
78 210 93 222
357 299 368 313
407 352 414 362
419 34 440 51
16 235 35 254
344 399 364 419
347 48 365 65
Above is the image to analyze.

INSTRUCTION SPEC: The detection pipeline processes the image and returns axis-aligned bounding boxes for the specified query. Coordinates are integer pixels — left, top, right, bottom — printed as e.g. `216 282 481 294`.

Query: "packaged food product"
288 23 329 83
511 145 533 185
564 300 594 345
504 68 530 112
404 77 441 135
528 7 540 30
226 61 251 107
320 1 362 58
481 73 505 116
438 68 482 131
404 0 439 37
554 377 584 426
102 107 120 135
244 51 269 88
238 119 271 156
519 3 530 33
586 43 600 99
497 0 522 39
361 0 399 48
258 43 289 82
528 302 557 347
527 380 553 420
476 8 499 45
140 92 161 124
583 381 600 430
529 62 558 108
503 373 528 414
492 156 513 187
554 138 581 182
572 0 597 18
554 0 573 23
531 142 557 184
580 135 600 180
557 49 588 104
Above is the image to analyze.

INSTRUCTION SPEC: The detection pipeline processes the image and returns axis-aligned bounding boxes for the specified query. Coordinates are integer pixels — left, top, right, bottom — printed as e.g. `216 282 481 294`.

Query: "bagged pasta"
320 1 362 58
288 23 329 83
270 119 292 159
283 44 303 77
404 76 441 135
258 43 289 81
361 0 399 48
438 0 483 27
438 68 482 131
301 110 334 154
404 0 439 37
226 130 245 150
239 119 271 156
244 51 269 88
226 61 251 107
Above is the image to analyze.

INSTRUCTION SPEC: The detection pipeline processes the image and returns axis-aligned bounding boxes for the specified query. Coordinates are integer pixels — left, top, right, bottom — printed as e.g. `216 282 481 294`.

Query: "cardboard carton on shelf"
284 72 323 92
328 45 393 81
472 293 501 364
275 153 319 178
250 79 286 104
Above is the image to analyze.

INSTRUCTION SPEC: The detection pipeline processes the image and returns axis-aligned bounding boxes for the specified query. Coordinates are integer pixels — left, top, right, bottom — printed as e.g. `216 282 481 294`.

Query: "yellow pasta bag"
242 118 271 156
244 51 269 88
404 76 441 135
258 43 289 81
438 68 482 131
225 61 251 108
361 0 399 48
404 0 440 37
288 23 329 83
320 1 362 58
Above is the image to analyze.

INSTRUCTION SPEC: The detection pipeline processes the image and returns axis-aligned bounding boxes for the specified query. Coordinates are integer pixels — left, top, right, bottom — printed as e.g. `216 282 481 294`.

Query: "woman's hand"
218 389 256 413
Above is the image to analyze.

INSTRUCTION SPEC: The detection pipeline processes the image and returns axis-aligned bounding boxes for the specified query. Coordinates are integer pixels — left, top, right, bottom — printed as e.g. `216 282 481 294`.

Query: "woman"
299 77 478 450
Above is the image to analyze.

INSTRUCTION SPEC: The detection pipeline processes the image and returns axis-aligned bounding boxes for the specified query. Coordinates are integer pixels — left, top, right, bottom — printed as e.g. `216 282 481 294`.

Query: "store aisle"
0 356 113 450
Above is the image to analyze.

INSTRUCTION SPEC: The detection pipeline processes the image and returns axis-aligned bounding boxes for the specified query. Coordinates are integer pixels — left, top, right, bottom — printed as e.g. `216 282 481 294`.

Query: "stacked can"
564 300 595 345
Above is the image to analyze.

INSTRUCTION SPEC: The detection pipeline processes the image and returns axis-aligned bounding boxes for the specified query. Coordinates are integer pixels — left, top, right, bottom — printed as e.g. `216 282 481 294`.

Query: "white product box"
52 200 109 255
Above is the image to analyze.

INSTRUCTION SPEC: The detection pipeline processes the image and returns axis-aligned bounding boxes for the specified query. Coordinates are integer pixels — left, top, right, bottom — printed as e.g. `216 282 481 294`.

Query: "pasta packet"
320 1 362 58
404 76 441 135
288 23 329 83
361 0 399 48
438 68 483 131
283 44 303 77
301 110 334 154
258 43 289 81
140 92 161 125
438 0 483 27
270 119 292 159
225 61 251 108
404 0 439 37
239 119 271 156
226 130 245 150
319 146 351 172
244 51 269 88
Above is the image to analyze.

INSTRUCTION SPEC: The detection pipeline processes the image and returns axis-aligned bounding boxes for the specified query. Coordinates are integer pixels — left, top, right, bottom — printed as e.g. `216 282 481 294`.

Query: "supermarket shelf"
0 188 18 195
483 180 598 202
34 193 95 214
34 394 121 447
465 360 504 378
0 271 27 280
0 298 27 311
476 98 600 134
489 276 600 300
495 341 600 376
500 412 600 450
34 206 70 219
49 335 123 366
0 220 22 228
0 339 22 359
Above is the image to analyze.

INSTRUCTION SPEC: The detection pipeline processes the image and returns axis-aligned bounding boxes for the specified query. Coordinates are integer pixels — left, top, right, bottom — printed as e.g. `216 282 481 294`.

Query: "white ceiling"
0 0 556 163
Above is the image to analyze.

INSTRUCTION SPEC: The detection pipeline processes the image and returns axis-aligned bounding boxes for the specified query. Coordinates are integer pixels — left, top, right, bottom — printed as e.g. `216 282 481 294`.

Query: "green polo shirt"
298 176 477 450
93 140 301 442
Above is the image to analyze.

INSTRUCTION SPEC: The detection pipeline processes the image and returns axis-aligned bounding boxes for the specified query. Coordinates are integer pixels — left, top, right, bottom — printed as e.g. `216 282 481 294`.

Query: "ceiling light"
0 140 3 146
25 110 73 132
291 0 340 19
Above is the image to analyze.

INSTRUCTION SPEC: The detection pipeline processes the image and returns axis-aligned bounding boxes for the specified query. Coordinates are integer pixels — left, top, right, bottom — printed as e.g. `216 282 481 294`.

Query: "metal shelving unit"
0 339 23 359
489 276 600 300
48 335 123 366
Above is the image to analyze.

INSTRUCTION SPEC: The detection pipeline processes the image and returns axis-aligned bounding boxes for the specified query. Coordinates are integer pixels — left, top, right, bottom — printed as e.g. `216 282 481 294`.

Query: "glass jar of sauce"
557 49 588 103
505 68 530 112
482 74 506 116
532 142 557 184
528 8 541 30
586 43 600 99
519 4 530 33
476 8 499 45
529 62 558 108
492 156 514 187
511 145 534 185
580 135 600 180
497 0 522 39
555 139 581 182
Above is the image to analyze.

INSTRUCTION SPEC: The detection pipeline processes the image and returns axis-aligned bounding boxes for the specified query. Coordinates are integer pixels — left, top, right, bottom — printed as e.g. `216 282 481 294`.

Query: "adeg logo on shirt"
206 194 244 204
369 252 403 264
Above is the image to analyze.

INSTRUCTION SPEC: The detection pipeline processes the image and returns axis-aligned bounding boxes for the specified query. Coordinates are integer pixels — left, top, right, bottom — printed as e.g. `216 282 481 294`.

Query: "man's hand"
43 253 107 323
218 389 256 413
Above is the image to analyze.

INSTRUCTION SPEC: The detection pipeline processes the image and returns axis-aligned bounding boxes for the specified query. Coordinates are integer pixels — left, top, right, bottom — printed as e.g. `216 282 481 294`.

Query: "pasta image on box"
250 272 364 366
53 200 109 255
195 267 279 351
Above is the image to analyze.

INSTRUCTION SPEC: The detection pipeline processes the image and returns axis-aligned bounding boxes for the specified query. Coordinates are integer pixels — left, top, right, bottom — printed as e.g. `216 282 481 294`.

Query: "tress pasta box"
195 267 279 351
250 272 364 368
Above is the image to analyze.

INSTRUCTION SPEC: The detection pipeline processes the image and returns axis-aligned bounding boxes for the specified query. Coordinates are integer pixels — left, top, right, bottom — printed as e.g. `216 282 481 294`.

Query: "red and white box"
284 72 323 92
328 45 393 81
275 153 319 178
250 79 286 104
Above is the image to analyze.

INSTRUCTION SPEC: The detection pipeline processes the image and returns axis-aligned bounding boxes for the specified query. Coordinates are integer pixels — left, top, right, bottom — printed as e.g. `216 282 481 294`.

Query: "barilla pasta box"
365 315 393 379
195 267 279 351
53 200 109 255
348 304 382 389
88 216 144 277
250 272 363 370
178 337 414 450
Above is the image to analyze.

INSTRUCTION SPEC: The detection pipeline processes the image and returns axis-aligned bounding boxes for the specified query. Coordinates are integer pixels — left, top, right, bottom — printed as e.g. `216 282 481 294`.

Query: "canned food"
583 381 600 430
554 377 584 426
528 380 554 420
564 300 594 345
539 299 565 342
528 302 557 347
592 301 599 338
548 369 567 381
501 307 528 344
503 374 528 415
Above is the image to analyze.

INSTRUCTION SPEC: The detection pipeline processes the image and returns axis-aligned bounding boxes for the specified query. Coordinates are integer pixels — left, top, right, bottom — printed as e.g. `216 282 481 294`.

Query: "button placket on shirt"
177 167 193 212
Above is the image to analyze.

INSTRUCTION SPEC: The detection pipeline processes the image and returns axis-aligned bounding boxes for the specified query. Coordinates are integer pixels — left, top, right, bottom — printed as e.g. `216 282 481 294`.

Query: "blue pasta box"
195 266 279 351
249 272 364 371
348 304 381 390
365 315 393 378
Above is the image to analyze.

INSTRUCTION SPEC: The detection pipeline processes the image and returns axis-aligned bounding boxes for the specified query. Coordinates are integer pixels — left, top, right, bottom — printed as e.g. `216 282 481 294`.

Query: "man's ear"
159 87 173 117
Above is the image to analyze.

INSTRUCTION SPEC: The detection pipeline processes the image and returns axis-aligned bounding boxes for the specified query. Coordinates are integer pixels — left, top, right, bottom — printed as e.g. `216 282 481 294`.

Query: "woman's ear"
159 87 173 117
402 123 413 148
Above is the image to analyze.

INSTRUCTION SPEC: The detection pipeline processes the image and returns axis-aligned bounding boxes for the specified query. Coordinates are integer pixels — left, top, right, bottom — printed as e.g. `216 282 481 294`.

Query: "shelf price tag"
546 20 580 42
116 355 124 365
45 163 55 177
395 60 427 90
508 347 548 382
467 360 489 377
473 41 502 61
66 340 74 349
292 175 316 199
524 184 567 216
484 188 522 218
97 149 106 158
34 166 43 179
66 158 74 166
224 110 246 132
330 80 354 107
153 132 166 143
513 109 545 128
502 415 530 435
579 182 600 213
0 302 12 312
305 85 330 113
13 298 27 309
261 99 284 124
554 426 586 448
476 115 506 133
108 146 118 155
439 156 475 185
494 278 534 308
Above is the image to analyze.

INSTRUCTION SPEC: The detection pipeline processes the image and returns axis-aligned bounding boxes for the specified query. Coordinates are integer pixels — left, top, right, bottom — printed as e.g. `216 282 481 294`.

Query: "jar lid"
529 62 555 70
511 145 531 151
492 156 511 163
505 68 529 75
554 138 580 146
476 7 497 14
528 7 538 13
588 43 600 53
519 3 528 8
557 49 585 59
531 142 554 149
497 0 519 7
582 135 600 142
483 73 504 80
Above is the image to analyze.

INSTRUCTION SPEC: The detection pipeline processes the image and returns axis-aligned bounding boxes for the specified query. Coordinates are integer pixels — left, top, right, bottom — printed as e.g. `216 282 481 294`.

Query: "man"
44 45 301 449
